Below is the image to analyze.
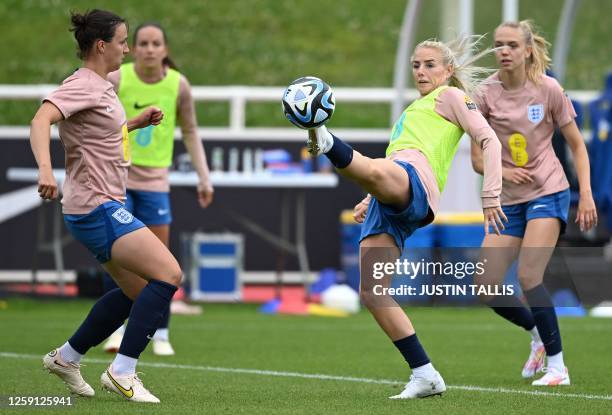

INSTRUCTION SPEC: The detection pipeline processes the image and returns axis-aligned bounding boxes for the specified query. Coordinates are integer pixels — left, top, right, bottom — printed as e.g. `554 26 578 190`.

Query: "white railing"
0 84 599 143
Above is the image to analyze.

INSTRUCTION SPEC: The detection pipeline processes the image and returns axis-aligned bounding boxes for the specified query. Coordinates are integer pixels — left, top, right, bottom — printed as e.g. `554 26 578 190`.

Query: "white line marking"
2 352 611 401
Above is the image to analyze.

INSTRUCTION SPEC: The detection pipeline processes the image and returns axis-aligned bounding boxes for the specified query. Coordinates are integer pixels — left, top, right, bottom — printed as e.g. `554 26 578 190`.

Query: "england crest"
112 208 134 224
527 104 544 124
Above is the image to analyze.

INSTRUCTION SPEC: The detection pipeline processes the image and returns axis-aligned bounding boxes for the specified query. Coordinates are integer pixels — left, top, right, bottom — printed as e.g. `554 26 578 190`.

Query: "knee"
155 261 182 287
359 289 381 311
517 270 540 291
166 265 183 287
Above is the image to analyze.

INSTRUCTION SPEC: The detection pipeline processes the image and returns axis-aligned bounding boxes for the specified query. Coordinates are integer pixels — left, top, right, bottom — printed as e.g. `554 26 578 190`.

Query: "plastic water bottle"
229 147 239 173
254 148 264 172
242 148 253 174
211 147 224 172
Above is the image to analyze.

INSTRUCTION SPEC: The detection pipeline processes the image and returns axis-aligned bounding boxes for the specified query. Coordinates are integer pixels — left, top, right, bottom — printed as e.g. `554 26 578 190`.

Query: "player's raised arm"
435 86 506 234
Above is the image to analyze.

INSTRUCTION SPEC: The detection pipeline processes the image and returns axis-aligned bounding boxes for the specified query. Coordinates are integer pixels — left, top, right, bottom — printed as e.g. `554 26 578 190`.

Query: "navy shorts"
125 189 172 226
359 161 431 249
64 201 146 263
499 189 570 237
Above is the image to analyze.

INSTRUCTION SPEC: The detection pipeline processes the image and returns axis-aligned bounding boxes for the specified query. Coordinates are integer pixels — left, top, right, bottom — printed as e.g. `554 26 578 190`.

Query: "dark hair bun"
70 12 88 29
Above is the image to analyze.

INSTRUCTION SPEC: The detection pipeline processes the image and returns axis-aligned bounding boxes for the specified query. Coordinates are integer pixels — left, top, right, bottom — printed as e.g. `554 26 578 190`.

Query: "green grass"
0 298 611 414
0 0 610 127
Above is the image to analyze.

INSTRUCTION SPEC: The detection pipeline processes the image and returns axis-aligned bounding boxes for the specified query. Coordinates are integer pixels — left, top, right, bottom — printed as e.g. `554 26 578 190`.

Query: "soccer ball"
282 76 335 129
321 284 360 314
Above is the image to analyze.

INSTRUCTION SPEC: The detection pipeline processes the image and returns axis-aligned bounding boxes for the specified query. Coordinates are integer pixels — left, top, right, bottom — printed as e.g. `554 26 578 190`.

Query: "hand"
575 192 597 232
483 206 507 236
133 107 164 130
502 167 533 185
197 183 214 208
353 197 370 223
37 168 58 200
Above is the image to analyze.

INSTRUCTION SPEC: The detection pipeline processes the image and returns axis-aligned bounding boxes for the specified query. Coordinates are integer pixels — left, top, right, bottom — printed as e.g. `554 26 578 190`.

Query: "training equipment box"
185 233 243 302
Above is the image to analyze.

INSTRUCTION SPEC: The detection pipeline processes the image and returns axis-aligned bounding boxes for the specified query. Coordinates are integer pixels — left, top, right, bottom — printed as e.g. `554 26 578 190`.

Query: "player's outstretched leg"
307 126 411 209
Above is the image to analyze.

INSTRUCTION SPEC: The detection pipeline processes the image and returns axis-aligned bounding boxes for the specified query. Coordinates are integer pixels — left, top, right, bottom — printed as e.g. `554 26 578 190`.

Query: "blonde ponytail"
413 35 495 99
497 20 551 84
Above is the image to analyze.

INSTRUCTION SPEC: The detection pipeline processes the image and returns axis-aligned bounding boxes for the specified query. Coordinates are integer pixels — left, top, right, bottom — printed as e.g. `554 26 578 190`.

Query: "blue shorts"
499 189 570 238
64 201 146 263
359 161 431 249
125 189 172 226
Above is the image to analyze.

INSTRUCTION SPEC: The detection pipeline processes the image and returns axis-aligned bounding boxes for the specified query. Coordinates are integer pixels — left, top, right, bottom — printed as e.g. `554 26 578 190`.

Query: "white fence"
0 84 599 143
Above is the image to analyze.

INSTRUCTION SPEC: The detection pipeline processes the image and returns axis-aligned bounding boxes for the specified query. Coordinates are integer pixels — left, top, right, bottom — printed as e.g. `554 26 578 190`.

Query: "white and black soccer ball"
282 76 335 129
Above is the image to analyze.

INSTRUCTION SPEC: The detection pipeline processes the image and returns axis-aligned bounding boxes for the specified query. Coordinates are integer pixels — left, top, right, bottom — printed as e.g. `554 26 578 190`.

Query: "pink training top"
476 73 575 205
390 87 502 215
45 68 129 214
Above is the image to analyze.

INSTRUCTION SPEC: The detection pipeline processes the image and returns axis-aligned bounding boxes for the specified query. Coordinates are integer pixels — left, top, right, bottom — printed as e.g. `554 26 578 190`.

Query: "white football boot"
532 366 571 386
103 329 123 354
306 126 333 156
522 341 546 378
389 371 446 399
152 339 175 356
42 349 94 397
101 366 160 403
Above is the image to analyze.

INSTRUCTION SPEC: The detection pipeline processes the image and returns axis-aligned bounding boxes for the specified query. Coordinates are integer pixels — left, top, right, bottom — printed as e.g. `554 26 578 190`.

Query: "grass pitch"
0 298 611 414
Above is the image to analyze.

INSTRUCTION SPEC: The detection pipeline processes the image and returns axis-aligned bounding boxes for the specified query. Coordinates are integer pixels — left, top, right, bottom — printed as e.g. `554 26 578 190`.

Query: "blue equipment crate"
188 233 243 302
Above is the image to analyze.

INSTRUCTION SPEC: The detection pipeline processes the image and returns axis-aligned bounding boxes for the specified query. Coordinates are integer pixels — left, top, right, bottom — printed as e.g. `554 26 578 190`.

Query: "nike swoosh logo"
157 209 169 216
54 359 68 368
134 102 155 110
532 204 547 210
107 370 134 398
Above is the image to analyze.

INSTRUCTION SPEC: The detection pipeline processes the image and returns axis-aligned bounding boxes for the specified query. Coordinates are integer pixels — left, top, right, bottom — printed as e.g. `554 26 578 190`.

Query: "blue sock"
524 284 562 356
68 288 133 354
119 280 177 358
487 295 536 331
393 333 430 369
103 272 170 330
326 133 353 169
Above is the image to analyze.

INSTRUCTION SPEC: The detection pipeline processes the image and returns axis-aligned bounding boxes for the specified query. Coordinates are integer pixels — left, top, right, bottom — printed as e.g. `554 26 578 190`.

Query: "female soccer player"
305 36 506 399
102 22 213 356
471 21 597 386
35 10 182 403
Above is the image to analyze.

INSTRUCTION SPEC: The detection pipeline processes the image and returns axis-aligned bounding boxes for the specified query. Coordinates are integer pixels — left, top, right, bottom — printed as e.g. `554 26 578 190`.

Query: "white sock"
529 327 542 344
59 342 83 364
315 125 334 153
411 362 437 379
111 353 138 376
547 351 565 371
153 328 169 341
